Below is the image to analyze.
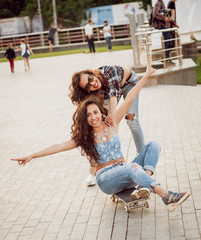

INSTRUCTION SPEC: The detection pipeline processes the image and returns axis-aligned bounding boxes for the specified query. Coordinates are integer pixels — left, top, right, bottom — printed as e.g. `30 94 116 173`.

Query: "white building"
86 2 147 26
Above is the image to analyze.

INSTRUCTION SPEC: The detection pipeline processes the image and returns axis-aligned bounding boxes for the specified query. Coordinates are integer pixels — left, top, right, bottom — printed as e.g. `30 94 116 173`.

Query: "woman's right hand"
146 58 156 76
11 155 33 166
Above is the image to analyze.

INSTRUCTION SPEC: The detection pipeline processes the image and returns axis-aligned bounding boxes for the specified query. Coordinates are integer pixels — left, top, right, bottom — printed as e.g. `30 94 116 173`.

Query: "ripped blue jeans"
121 79 145 153
96 141 161 194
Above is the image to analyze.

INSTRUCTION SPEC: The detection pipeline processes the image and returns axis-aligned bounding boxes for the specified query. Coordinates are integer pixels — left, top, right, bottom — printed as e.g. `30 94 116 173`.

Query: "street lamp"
52 0 59 45
37 0 44 46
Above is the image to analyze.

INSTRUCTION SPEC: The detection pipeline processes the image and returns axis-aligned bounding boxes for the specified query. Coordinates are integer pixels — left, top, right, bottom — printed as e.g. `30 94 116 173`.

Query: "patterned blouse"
98 65 138 101
98 65 124 101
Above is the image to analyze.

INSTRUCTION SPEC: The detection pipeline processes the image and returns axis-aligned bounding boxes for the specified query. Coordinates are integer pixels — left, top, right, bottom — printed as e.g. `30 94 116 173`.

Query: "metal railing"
0 23 130 51
135 26 183 68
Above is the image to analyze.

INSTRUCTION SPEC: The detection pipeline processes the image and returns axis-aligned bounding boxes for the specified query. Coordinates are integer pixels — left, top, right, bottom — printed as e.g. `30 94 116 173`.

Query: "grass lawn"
0 44 132 63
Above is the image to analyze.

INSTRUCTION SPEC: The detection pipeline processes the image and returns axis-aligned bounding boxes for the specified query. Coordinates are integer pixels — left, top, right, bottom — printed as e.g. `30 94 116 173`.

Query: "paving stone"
75 215 89 224
35 222 50 230
29 229 46 240
25 219 39 228
127 235 141 240
83 225 99 240
96 227 112 240
20 227 35 236
4 232 20 240
43 233 57 240
184 228 200 239
10 225 24 233
56 232 70 240
17 236 31 240
1 221 15 230
72 223 87 232
0 229 10 239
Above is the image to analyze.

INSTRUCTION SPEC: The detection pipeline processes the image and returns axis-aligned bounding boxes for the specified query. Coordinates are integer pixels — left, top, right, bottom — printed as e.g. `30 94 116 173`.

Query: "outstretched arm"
11 139 77 166
113 60 156 125
16 46 21 52
109 96 118 114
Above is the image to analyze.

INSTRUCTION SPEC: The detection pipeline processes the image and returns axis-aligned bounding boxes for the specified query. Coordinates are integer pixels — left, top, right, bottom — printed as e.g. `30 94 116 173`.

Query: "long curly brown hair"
71 94 108 165
69 69 107 105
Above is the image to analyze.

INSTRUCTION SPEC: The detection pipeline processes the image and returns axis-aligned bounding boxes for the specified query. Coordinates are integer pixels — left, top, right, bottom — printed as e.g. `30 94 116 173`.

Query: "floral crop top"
95 125 123 165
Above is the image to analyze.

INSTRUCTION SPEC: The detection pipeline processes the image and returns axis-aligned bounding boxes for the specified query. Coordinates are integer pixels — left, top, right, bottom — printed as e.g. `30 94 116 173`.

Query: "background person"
103 20 112 51
167 0 177 22
19 39 34 71
5 43 16 73
85 19 96 53
154 0 173 63
167 0 178 48
48 24 60 52
11 61 190 212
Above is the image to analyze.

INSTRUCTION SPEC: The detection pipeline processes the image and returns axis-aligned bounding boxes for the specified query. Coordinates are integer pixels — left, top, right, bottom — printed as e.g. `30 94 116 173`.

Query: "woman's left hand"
105 114 113 126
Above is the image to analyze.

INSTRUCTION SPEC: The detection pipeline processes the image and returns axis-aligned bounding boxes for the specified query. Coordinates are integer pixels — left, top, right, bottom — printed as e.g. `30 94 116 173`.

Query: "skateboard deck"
111 188 150 212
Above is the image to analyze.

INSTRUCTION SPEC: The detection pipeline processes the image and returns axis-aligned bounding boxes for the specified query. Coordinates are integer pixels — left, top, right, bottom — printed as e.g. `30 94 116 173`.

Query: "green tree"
0 0 26 18
19 0 37 20
56 0 88 27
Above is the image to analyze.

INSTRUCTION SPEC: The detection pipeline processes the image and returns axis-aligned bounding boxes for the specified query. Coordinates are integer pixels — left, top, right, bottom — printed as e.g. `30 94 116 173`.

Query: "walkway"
0 50 201 240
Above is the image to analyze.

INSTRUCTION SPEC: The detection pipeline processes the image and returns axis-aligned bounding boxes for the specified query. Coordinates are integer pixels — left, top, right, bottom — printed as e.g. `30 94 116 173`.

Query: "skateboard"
111 188 150 213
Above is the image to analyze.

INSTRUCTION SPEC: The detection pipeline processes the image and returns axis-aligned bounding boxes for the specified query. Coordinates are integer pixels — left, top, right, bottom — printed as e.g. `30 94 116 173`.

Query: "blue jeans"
86 36 96 53
96 141 161 194
121 74 145 153
161 28 172 59
105 36 112 50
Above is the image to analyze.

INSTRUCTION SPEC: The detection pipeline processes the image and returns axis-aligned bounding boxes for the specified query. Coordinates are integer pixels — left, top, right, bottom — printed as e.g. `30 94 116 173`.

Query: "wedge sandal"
162 191 190 212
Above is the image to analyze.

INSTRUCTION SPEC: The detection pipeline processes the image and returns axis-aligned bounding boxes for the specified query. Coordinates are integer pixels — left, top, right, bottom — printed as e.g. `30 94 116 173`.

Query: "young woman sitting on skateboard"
11 60 190 212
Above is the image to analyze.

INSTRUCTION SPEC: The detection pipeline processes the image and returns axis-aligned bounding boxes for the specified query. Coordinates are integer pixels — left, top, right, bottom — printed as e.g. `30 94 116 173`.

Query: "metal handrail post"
129 13 140 67
161 34 167 68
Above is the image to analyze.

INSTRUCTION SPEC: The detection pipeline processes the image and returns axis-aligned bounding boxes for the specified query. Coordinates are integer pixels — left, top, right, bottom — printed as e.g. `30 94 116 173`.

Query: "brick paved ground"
0 50 201 240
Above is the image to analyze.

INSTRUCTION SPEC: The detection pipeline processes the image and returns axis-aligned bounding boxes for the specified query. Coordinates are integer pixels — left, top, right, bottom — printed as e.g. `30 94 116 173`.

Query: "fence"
0 23 130 51
135 26 183 68
1 21 199 69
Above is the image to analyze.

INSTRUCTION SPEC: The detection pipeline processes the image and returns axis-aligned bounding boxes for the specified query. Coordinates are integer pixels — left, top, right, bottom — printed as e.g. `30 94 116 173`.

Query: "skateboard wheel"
144 201 149 208
124 206 130 213
111 195 116 202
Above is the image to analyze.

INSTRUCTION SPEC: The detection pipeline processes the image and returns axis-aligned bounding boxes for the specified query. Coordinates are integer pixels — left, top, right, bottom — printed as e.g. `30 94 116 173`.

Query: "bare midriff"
95 157 125 173
121 66 131 87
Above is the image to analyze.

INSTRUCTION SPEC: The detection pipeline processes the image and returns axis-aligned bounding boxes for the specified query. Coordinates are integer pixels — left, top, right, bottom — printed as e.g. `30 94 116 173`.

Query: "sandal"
162 191 190 212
